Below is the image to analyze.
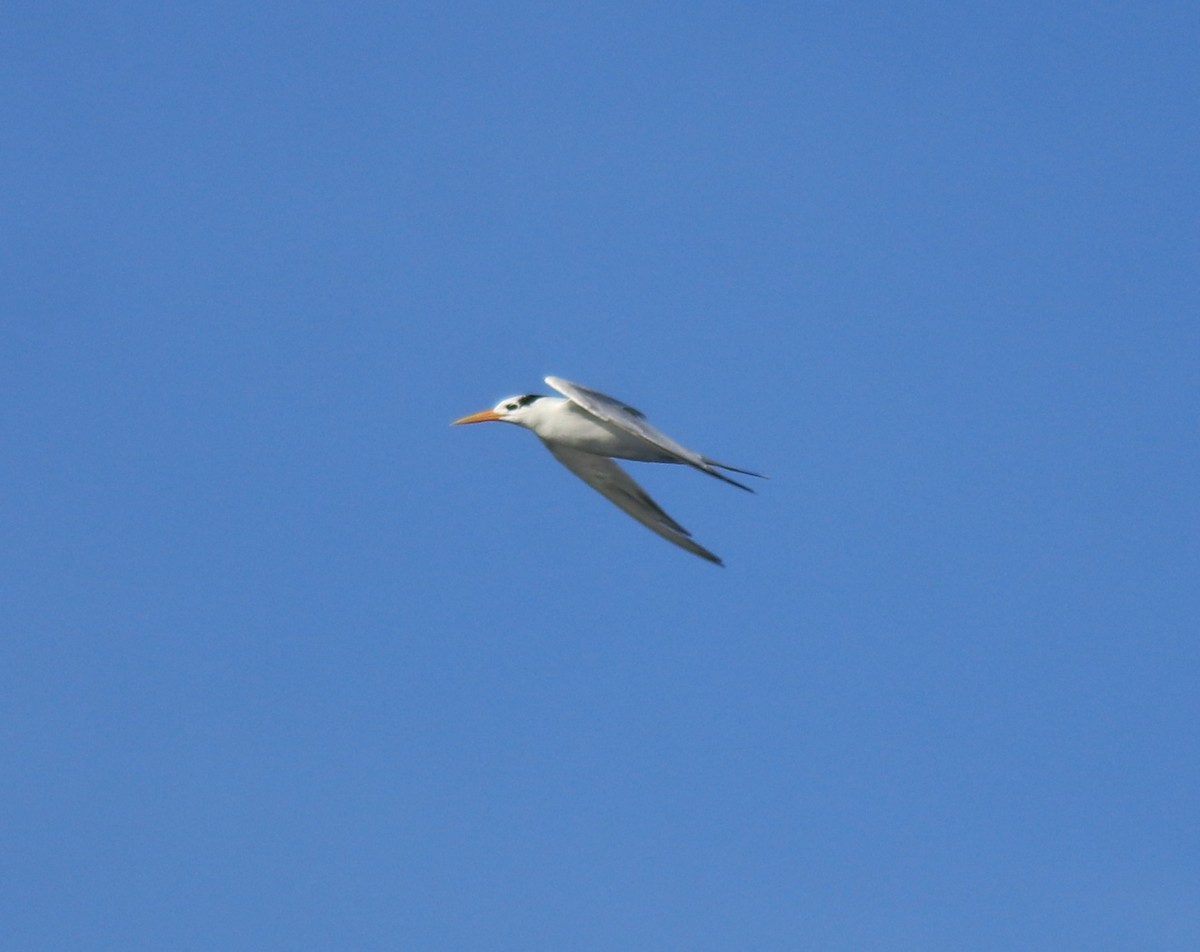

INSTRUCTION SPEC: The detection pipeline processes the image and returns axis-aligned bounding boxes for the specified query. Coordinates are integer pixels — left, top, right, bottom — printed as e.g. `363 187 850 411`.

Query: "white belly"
536 402 674 462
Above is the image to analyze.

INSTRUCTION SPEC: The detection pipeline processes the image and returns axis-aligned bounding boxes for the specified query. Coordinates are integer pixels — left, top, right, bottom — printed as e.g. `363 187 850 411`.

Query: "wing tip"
684 538 725 566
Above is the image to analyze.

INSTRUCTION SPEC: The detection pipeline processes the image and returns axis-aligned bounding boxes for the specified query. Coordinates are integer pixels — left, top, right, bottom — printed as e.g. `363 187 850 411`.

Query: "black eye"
505 403 518 411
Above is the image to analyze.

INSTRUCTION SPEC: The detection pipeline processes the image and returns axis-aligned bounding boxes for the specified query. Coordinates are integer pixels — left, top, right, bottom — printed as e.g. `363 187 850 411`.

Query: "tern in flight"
452 376 763 565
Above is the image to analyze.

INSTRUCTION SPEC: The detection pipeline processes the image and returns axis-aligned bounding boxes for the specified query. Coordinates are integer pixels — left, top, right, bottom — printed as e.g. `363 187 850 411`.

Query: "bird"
452 376 763 565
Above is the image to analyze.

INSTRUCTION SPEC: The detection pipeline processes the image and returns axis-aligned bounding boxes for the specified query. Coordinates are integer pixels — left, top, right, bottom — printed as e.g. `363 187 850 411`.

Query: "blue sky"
3 2 1197 949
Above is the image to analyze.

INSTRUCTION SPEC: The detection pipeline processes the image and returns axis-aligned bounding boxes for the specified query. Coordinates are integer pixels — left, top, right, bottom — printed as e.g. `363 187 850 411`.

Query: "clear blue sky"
3 3 1197 949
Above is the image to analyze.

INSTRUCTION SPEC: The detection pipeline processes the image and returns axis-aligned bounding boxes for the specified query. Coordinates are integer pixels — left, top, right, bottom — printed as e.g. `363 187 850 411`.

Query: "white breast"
531 400 674 462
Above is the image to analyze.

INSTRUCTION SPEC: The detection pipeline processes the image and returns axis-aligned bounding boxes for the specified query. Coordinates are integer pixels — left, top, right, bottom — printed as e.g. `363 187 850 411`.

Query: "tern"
452 376 763 565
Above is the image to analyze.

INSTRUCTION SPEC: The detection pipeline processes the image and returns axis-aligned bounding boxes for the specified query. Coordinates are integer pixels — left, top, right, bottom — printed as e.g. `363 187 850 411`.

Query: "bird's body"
453 377 762 565
510 397 676 462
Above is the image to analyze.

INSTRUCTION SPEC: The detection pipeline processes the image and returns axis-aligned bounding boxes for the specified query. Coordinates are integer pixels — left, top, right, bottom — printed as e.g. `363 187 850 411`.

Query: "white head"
451 393 547 428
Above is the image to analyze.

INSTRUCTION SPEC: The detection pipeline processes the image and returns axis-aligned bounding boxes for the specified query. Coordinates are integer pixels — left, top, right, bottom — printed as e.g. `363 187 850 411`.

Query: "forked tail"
702 457 767 493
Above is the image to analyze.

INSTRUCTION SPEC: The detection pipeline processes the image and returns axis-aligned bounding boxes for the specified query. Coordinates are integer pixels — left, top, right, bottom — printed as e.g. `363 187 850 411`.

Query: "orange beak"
451 409 502 425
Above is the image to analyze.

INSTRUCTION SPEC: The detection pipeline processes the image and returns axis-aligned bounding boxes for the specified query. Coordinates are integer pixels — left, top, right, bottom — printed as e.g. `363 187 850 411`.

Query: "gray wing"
544 376 763 492
544 443 723 565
